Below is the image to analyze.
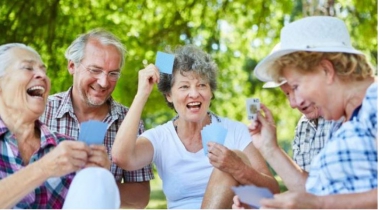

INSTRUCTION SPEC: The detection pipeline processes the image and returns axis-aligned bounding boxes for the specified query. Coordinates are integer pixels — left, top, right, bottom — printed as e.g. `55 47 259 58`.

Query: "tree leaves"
1 0 376 143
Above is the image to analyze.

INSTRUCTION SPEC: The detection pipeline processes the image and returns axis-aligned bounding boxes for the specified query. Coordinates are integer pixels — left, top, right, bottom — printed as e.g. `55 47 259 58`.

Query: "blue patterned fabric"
306 83 378 195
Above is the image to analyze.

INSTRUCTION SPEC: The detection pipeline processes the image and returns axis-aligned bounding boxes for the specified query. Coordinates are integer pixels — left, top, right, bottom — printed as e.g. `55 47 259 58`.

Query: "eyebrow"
22 60 47 70
86 64 120 72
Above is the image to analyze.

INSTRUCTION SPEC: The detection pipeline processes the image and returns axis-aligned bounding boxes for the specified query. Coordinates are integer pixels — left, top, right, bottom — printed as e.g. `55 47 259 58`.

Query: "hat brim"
253 47 363 82
263 80 287 88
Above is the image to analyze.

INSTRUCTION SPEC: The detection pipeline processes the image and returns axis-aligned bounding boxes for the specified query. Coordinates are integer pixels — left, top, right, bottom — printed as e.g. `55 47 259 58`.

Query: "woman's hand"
38 141 90 178
232 195 250 209
136 64 160 98
207 142 244 174
86 145 111 170
248 104 279 158
260 191 321 209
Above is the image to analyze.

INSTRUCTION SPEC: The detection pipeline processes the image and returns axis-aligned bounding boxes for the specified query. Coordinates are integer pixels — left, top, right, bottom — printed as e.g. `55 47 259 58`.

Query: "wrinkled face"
0 47 50 119
280 83 320 120
166 71 212 122
282 64 339 120
69 39 121 107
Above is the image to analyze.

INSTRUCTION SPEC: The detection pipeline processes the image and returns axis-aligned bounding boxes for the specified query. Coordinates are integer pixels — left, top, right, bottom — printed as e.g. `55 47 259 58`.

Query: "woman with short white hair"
0 43 118 209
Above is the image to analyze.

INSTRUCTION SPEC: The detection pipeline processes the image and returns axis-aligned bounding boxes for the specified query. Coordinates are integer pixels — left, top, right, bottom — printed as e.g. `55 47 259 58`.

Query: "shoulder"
362 82 378 111
39 121 76 142
47 91 68 103
109 98 129 116
214 115 249 133
45 91 70 111
141 121 173 142
146 121 173 133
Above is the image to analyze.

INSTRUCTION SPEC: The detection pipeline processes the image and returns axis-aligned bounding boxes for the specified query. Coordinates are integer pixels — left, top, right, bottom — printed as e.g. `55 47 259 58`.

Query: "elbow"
111 152 130 170
272 180 281 194
135 198 150 209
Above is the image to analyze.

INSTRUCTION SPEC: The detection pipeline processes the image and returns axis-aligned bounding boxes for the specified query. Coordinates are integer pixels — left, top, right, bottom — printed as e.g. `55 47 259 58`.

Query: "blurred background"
1 0 377 208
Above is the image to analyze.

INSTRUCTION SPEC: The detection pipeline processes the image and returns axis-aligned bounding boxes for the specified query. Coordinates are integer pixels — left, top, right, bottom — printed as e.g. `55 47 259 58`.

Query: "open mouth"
26 86 45 98
187 102 201 109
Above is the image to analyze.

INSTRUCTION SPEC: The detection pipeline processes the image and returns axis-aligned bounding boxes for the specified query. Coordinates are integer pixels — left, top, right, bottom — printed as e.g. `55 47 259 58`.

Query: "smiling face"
69 38 121 107
0 47 50 119
279 82 320 120
282 64 342 120
166 71 212 123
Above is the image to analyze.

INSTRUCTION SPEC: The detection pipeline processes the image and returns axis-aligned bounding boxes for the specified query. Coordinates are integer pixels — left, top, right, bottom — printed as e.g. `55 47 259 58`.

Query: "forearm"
262 146 308 191
118 181 150 209
319 189 377 209
111 94 148 169
0 161 49 208
235 163 280 194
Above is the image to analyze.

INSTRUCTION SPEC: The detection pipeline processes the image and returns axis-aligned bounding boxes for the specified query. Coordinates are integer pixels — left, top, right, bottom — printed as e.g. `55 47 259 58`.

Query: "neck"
342 78 374 120
0 103 38 141
175 112 211 136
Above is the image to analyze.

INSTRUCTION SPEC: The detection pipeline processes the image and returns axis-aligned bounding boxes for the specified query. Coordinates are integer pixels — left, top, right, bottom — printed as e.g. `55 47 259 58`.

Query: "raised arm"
250 104 308 191
111 64 159 171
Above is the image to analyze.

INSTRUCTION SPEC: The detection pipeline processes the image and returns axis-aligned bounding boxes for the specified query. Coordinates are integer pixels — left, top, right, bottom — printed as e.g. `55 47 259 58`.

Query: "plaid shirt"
306 82 378 195
0 119 75 208
39 87 154 182
292 116 333 171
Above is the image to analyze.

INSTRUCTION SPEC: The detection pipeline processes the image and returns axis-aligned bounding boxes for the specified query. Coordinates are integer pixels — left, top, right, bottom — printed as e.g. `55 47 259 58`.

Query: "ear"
166 92 173 103
68 60 76 75
320 59 335 84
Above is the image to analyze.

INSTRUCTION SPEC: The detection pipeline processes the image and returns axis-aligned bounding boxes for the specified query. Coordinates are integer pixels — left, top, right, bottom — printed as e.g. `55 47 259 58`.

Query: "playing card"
231 185 273 209
78 120 108 145
201 123 227 155
155 51 175 74
246 98 260 120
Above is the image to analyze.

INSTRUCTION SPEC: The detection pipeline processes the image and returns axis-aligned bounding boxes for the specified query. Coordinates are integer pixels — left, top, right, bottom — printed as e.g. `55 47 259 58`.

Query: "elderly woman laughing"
0 43 118 209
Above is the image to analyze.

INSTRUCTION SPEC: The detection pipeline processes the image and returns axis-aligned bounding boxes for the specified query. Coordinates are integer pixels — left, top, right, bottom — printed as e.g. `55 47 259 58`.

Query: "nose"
188 87 200 98
294 93 306 109
288 95 297 109
34 68 48 80
97 72 110 88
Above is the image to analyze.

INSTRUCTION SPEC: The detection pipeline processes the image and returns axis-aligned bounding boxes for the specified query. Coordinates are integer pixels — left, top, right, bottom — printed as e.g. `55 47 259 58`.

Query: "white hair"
64 29 126 69
0 43 40 77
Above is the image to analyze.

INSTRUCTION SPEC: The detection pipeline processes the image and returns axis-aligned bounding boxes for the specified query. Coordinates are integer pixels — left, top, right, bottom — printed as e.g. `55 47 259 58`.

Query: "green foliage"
1 0 376 159
1 0 376 208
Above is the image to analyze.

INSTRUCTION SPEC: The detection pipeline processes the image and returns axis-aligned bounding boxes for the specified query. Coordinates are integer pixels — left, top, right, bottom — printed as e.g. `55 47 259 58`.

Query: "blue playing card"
201 123 227 155
155 51 175 74
78 120 108 145
231 185 274 209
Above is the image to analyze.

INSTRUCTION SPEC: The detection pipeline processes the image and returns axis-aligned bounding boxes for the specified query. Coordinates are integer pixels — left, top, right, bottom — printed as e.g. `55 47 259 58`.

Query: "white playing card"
246 98 260 120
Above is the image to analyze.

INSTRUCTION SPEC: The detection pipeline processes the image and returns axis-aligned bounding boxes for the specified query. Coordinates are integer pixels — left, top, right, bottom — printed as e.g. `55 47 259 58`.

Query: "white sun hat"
262 80 287 88
253 16 363 82
260 43 287 88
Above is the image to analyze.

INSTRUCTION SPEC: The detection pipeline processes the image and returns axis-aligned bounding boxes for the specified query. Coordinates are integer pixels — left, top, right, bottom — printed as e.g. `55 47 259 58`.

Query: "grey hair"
158 45 218 109
0 43 40 77
64 29 127 69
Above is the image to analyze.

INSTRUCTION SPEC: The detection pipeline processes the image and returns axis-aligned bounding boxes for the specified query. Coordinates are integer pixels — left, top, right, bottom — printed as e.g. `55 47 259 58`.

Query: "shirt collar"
0 118 58 147
54 87 76 119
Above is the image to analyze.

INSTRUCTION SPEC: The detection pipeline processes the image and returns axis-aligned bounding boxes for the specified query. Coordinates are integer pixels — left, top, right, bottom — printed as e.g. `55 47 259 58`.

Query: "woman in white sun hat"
234 16 377 208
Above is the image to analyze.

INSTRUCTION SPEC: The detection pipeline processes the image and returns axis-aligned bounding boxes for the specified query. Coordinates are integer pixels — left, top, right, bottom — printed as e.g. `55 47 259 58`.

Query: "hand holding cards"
231 185 274 209
78 120 108 145
246 98 260 120
201 123 228 155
